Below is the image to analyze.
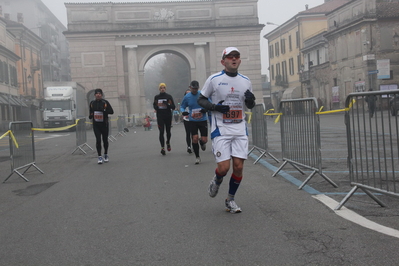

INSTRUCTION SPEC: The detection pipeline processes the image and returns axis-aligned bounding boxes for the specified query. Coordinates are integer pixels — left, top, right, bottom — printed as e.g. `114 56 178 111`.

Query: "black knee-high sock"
192 143 199 157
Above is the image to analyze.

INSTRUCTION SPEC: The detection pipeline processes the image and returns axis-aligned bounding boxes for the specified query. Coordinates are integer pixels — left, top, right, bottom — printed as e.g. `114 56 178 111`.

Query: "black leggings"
157 114 172 147
183 120 191 147
93 123 109 156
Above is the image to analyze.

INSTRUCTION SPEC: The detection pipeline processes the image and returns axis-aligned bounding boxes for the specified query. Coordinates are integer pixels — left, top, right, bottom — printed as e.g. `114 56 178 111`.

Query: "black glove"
200 109 207 114
182 111 189 116
163 100 169 105
244 90 255 101
89 114 93 119
213 100 230 114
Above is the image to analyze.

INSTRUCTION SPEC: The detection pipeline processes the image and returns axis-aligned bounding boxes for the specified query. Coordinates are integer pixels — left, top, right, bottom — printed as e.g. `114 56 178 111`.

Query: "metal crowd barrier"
115 115 127 137
3 121 44 183
248 104 279 164
336 90 399 210
273 97 338 189
108 120 117 142
72 118 93 154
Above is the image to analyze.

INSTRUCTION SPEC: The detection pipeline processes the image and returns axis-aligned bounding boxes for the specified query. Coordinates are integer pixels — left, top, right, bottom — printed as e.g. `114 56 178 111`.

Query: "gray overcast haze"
41 0 325 75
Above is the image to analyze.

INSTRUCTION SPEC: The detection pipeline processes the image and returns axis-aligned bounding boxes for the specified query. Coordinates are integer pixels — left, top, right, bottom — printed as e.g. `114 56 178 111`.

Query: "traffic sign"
368 70 379 74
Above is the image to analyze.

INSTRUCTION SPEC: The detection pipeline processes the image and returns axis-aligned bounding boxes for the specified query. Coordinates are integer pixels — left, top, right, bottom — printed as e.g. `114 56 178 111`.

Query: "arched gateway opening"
64 0 263 117
144 52 191 113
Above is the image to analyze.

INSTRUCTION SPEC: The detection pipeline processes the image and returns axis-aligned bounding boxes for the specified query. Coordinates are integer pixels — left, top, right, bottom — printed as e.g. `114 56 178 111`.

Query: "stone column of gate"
194 42 207 86
125 45 143 115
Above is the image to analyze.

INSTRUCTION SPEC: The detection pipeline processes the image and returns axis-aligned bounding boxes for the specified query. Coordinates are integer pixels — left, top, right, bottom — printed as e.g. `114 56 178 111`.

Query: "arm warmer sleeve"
197 95 215 111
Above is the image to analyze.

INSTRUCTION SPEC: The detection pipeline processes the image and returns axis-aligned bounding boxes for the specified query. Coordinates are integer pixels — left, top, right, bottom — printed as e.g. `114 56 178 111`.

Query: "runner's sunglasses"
224 53 240 59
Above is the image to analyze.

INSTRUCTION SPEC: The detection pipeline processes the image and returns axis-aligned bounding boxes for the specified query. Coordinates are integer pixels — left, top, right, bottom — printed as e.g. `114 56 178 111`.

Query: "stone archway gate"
64 0 264 116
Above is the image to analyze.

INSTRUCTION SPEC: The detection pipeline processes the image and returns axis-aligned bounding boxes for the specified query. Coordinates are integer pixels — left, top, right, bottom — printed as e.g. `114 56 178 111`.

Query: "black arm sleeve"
168 95 176 111
153 96 158 110
89 101 93 119
198 94 215 111
106 100 114 115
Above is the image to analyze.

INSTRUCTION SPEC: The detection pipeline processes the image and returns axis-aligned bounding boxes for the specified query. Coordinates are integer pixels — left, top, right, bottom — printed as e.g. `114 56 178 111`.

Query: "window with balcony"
275 42 280 57
281 39 286 54
269 45 274 58
296 31 300 48
282 61 287 82
271 65 275 80
289 58 294 75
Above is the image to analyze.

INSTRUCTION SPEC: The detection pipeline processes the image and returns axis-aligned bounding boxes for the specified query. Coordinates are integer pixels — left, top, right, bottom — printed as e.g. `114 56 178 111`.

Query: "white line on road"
314 194 399 239
249 153 399 239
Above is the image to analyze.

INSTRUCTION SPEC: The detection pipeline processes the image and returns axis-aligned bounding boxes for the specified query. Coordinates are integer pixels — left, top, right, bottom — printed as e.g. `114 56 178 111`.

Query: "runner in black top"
89 88 114 164
153 83 176 155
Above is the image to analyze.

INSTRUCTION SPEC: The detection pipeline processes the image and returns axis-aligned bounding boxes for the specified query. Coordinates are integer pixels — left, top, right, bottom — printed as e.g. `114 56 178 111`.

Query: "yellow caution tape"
316 99 355 115
245 111 252 123
10 131 18 148
0 130 18 148
32 119 80 132
0 130 9 140
264 108 274 114
262 111 282 124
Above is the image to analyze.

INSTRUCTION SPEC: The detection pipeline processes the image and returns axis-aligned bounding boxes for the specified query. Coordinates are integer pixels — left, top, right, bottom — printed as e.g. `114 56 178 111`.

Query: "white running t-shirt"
200 70 253 138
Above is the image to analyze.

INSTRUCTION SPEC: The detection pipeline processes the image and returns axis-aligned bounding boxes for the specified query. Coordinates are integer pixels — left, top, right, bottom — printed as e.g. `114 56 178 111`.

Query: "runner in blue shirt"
180 80 208 164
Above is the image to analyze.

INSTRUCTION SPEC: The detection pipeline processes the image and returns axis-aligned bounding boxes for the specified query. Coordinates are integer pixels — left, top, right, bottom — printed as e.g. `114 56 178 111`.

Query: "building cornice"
0 45 20 61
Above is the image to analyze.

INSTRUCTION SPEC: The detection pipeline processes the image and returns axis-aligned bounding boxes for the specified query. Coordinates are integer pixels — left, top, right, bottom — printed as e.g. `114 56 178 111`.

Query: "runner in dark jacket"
153 83 175 155
89 88 114 164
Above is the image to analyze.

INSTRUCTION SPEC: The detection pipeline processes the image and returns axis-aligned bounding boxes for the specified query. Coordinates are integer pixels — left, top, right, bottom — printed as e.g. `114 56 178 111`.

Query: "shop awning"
12 96 28 107
0 94 7 104
282 87 301 100
0 94 28 107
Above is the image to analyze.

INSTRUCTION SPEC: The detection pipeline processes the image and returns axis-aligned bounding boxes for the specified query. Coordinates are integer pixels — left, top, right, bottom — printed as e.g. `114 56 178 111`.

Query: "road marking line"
249 153 399 239
313 194 399 239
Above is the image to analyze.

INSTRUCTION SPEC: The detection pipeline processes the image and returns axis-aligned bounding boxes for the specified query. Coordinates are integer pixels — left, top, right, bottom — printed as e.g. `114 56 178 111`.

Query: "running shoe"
167 143 171 151
187 147 192 154
208 178 220 198
200 141 206 151
98 156 103 164
161 148 166 155
225 199 242 213
195 157 201 164
104 154 109 163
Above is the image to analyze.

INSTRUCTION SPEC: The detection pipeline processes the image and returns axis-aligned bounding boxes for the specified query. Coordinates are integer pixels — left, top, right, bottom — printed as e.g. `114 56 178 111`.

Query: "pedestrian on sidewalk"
180 80 209 164
143 115 152 131
366 88 377 118
153 83 176 155
198 47 256 213
89 88 114 164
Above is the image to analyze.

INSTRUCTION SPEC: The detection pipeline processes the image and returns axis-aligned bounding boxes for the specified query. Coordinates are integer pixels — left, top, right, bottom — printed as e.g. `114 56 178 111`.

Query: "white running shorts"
212 135 248 163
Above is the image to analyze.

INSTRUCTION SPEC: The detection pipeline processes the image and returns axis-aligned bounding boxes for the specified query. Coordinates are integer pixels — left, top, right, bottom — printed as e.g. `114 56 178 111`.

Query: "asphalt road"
1 119 399 265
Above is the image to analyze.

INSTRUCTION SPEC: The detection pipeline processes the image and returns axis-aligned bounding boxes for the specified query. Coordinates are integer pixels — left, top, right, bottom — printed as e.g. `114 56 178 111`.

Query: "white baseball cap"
222 47 240 59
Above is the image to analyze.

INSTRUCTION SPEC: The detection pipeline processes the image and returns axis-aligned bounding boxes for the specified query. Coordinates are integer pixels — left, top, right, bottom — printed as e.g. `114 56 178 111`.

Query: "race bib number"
94 111 104 122
191 108 203 120
220 92 244 123
223 109 243 123
158 99 167 109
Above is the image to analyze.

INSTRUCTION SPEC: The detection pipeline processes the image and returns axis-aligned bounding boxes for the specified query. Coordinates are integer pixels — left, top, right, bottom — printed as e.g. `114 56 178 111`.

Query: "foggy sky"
41 0 325 74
